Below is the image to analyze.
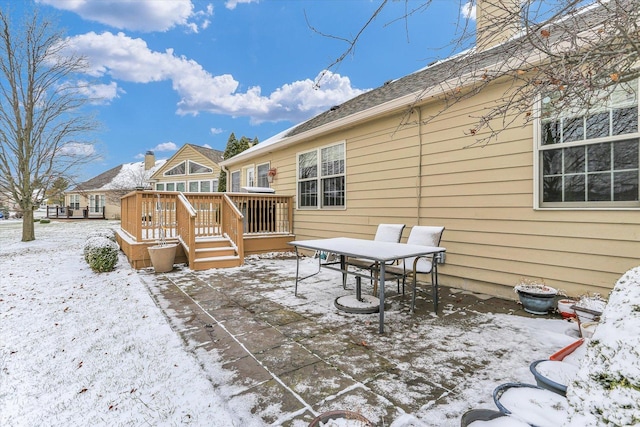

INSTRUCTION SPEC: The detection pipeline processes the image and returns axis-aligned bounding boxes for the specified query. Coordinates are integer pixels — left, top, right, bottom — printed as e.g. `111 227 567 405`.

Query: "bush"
84 236 119 272
39 218 50 224
87 229 116 242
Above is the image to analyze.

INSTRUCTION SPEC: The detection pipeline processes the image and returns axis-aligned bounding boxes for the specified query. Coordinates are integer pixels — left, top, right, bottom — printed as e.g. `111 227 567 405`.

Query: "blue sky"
16 0 476 180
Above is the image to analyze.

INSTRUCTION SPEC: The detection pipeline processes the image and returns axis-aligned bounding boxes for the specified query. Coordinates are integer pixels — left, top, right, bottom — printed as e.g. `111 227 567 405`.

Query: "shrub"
39 218 50 224
87 229 116 242
84 236 119 272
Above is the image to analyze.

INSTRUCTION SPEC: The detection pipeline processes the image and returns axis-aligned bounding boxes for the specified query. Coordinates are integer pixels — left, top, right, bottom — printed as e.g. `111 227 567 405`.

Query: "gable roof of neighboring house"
150 143 224 180
221 2 611 166
71 159 166 192
188 143 224 163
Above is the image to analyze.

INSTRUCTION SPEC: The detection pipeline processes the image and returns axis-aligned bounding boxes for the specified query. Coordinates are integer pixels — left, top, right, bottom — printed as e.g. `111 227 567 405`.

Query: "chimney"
144 150 155 171
476 0 521 52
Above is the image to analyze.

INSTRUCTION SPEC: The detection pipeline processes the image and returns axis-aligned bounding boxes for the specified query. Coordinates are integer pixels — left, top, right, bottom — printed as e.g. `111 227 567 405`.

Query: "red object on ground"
550 338 585 361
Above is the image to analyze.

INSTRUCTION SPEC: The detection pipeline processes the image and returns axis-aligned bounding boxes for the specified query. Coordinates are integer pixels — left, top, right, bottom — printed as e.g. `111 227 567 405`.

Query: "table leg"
379 263 385 334
341 255 347 289
294 247 300 296
432 256 439 313
356 276 362 302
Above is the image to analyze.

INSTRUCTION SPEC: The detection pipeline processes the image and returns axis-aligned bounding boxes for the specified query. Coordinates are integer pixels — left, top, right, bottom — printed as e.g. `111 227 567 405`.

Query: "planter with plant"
514 278 559 315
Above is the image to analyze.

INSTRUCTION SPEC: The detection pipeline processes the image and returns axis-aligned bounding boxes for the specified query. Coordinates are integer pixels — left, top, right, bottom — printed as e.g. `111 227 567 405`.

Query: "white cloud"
461 2 476 20
58 142 97 156
153 142 178 152
64 31 366 124
225 0 259 11
210 128 224 135
76 81 122 105
37 0 212 32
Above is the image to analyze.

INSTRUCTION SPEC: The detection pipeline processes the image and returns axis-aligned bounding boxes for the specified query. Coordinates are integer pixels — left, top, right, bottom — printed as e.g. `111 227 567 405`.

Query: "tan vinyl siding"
224 80 640 299
153 146 221 185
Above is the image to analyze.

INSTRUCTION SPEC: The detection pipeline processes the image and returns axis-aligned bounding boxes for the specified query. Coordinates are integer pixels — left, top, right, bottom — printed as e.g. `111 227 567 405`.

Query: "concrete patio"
137 253 576 426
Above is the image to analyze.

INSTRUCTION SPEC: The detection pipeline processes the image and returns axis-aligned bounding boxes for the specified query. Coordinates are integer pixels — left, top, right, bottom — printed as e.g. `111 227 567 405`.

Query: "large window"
538 81 639 208
297 142 345 209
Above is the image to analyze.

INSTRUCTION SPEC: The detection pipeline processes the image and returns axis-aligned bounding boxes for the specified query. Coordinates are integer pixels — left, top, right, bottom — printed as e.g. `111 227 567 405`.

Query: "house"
219 1 640 299
148 144 224 193
63 151 165 220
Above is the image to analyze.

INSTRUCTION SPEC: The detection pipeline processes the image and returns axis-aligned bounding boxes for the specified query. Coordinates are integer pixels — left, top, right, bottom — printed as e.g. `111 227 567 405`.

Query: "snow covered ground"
3 219 631 426
0 220 260 426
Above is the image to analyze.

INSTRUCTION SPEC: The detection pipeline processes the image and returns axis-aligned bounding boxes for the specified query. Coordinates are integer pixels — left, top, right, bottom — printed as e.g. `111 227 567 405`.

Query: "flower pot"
516 289 557 315
557 299 576 318
148 243 177 273
550 339 584 362
580 321 598 339
493 382 569 427
529 359 579 396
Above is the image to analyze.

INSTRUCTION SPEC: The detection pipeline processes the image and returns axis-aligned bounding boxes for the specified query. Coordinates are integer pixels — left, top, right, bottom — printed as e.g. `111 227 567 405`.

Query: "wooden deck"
46 206 106 220
117 191 295 270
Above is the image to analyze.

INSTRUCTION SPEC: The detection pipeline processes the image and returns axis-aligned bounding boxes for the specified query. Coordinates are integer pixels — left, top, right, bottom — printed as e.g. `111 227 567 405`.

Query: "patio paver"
138 256 562 426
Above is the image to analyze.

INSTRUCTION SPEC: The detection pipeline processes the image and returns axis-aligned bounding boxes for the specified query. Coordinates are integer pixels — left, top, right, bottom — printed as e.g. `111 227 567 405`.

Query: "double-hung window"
257 163 270 188
69 194 80 209
537 80 639 208
297 142 345 209
231 171 240 192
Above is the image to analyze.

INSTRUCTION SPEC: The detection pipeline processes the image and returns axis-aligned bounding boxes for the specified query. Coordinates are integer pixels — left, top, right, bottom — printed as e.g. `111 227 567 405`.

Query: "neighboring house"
149 144 224 193
66 151 165 220
220 2 640 299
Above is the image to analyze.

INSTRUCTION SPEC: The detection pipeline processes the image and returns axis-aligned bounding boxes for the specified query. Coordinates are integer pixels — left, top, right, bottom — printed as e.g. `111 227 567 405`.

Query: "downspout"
220 164 230 192
416 107 423 225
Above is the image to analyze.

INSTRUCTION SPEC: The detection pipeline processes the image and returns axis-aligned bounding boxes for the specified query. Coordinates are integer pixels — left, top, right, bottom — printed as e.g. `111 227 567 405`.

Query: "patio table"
289 237 446 333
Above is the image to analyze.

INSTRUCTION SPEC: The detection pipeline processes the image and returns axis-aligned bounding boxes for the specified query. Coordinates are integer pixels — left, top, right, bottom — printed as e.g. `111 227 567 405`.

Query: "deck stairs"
189 235 242 270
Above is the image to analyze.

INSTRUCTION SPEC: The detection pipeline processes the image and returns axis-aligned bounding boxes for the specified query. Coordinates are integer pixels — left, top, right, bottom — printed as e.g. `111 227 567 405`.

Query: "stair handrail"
176 192 197 264
221 193 244 262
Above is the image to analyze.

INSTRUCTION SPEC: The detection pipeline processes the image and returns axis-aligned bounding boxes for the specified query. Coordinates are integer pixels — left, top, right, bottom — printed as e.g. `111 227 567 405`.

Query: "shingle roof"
187 144 224 163
284 2 611 138
72 165 124 192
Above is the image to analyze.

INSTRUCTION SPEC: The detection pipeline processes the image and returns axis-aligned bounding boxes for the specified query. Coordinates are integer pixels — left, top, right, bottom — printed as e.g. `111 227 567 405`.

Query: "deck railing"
227 193 293 235
120 189 293 246
176 193 197 262
46 206 105 219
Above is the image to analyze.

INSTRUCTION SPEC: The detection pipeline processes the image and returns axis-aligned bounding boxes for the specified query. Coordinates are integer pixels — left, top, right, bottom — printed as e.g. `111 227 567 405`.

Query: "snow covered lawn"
0 220 259 426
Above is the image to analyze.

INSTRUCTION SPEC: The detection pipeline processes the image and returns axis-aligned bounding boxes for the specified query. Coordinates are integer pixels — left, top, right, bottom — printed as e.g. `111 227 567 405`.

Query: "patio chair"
383 225 445 312
347 223 405 290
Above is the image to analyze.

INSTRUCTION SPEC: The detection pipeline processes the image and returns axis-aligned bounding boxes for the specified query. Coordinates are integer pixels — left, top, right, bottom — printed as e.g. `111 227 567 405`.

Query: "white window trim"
185 179 218 193
187 160 213 175
245 165 255 187
164 161 186 177
534 81 640 210
296 140 346 210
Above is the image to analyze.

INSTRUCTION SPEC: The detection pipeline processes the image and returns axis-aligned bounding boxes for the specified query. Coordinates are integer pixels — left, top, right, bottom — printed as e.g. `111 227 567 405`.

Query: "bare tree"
313 0 639 145
0 7 98 241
